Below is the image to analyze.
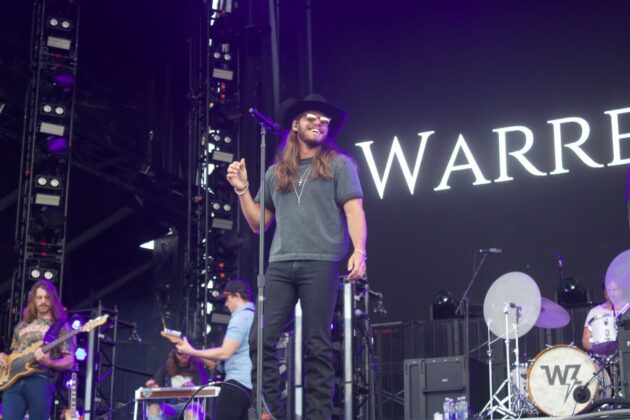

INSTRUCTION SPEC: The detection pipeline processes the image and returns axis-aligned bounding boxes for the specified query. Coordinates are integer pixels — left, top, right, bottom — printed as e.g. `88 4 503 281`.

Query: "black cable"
584 397 630 413
176 381 218 420
94 398 136 420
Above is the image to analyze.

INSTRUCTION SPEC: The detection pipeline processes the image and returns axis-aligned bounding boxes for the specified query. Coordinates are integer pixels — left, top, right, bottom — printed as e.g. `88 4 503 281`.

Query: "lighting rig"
11 0 80 330
187 0 242 346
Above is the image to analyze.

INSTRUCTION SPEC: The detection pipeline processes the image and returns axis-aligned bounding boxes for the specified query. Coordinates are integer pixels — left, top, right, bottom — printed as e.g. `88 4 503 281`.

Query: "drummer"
581 280 621 354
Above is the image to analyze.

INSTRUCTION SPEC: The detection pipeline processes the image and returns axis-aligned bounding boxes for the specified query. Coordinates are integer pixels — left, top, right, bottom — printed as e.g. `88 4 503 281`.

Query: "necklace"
293 166 312 207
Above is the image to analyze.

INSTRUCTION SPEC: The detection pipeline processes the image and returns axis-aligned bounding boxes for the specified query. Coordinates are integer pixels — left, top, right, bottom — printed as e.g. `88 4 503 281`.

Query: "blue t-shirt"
255 154 364 262
224 302 255 389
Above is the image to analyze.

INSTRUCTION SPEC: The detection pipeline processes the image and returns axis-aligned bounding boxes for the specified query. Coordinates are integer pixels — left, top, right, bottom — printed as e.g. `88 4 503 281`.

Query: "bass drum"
527 345 611 417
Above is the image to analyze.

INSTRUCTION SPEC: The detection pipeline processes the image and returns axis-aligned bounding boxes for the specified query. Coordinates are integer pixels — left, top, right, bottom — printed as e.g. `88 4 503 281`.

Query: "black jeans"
249 260 339 420
214 379 251 420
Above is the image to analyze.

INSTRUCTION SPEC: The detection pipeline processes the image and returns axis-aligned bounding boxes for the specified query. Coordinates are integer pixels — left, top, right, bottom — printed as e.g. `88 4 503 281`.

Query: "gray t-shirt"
255 154 363 262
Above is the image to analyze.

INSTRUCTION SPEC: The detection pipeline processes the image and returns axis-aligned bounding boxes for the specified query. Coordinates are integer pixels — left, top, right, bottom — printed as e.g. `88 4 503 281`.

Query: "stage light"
42 104 53 113
30 266 58 280
46 136 68 154
61 20 71 29
223 204 231 212
212 68 234 81
139 240 155 250
211 218 233 230
40 122 65 136
53 73 75 87
224 136 232 144
212 150 234 163
49 18 59 27
70 315 84 330
46 36 72 51
54 106 65 116
34 193 61 206
75 347 87 361
557 277 589 307
36 175 62 189
212 202 220 211
206 324 212 334
431 290 457 320
206 302 214 314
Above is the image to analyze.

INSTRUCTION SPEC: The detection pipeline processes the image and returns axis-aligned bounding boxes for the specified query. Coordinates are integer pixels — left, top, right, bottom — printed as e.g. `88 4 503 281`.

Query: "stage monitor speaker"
404 356 488 420
617 314 630 398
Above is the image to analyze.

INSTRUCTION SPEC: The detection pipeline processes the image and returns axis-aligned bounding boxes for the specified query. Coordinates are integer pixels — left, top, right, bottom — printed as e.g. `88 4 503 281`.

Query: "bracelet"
234 182 249 196
353 249 367 259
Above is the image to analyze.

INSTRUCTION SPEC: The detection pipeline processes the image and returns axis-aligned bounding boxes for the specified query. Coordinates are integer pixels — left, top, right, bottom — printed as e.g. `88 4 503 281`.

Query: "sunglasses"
302 113 332 127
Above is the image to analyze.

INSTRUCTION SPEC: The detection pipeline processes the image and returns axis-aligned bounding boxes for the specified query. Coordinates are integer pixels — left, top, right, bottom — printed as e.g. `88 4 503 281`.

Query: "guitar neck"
70 371 78 417
41 328 80 354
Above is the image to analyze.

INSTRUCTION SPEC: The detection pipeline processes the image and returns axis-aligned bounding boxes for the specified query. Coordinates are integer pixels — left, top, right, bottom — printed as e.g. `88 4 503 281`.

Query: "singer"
226 93 367 419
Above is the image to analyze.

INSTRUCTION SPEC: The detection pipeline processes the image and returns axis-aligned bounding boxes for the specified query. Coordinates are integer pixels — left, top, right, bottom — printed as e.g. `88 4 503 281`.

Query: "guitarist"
0 280 75 420
177 279 254 420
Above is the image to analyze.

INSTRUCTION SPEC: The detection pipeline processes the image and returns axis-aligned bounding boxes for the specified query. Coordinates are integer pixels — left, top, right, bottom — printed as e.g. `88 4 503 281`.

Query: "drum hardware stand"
455 252 490 364
570 362 611 415
480 305 527 419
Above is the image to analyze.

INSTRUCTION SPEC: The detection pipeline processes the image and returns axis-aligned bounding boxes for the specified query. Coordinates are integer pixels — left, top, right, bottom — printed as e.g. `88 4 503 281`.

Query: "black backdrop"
307 0 630 323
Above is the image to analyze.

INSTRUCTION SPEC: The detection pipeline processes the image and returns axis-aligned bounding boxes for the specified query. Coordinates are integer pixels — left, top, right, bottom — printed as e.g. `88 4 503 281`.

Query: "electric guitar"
63 371 83 420
160 329 218 372
0 315 108 392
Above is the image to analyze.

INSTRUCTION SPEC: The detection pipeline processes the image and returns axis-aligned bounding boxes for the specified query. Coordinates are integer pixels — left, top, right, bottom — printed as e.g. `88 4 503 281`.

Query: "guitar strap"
43 319 64 345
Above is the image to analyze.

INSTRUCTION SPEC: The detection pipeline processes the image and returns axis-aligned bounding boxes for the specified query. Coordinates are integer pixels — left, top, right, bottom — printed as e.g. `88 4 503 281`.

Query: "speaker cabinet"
404 356 488 420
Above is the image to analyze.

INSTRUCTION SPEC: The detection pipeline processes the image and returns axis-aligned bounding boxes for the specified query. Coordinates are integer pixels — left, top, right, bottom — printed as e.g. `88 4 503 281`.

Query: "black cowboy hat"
277 93 347 139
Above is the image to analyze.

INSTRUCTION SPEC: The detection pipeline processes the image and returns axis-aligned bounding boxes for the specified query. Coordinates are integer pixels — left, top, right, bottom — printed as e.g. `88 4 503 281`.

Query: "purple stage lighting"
54 73 75 87
47 136 68 154
75 347 87 361
70 314 84 330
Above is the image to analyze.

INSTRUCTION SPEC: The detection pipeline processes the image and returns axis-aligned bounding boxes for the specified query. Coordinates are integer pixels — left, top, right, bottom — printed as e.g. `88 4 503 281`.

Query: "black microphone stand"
455 251 490 362
248 108 281 419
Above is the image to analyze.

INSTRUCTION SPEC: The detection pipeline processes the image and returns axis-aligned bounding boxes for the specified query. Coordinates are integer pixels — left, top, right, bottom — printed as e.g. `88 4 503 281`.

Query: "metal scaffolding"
11 0 80 331
186 0 242 345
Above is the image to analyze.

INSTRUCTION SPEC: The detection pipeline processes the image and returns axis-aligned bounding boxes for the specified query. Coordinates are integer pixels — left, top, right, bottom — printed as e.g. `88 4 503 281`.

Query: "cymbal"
483 272 541 339
605 249 630 310
535 297 570 328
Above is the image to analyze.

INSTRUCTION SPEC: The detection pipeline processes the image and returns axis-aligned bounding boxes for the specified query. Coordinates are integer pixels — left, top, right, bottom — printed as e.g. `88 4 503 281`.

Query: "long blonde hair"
274 130 343 192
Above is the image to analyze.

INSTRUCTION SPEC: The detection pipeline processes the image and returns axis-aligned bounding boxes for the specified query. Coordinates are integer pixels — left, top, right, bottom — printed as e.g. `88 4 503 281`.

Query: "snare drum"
527 345 611 417
587 313 618 355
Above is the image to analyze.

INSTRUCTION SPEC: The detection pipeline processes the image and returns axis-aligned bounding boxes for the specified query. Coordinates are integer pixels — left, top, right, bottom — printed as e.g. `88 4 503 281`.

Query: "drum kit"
477 249 630 419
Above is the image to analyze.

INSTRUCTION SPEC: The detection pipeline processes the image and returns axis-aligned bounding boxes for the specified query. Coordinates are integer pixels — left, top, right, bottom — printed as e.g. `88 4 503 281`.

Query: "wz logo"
540 364 583 404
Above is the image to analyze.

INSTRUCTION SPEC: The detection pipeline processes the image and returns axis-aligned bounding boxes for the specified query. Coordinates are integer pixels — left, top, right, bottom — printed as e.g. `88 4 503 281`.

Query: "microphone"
368 290 383 300
479 248 502 254
248 108 282 133
129 323 142 343
556 252 563 269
